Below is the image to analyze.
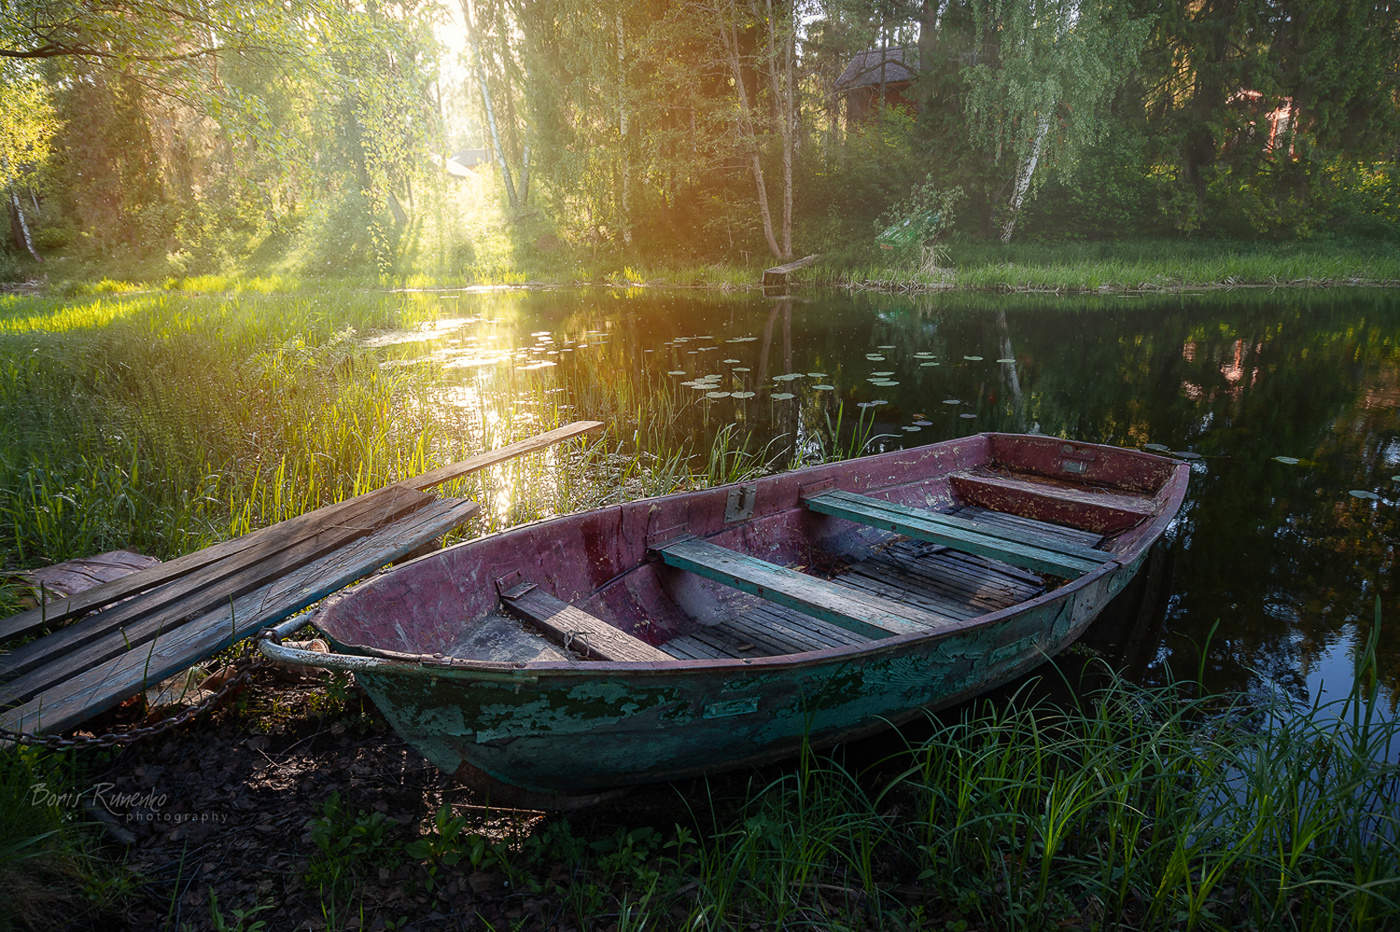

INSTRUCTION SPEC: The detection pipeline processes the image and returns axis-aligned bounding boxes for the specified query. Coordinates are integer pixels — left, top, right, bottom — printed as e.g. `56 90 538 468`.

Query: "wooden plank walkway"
0 420 604 735
1 498 479 735
803 489 1110 578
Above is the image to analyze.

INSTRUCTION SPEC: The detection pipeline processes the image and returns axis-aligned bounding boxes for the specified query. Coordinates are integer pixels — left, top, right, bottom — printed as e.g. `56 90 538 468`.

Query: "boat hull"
262 432 1188 796
354 556 1135 794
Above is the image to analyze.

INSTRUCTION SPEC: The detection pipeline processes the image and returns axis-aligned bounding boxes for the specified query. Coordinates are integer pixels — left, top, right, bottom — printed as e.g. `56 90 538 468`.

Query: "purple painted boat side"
262 433 1190 796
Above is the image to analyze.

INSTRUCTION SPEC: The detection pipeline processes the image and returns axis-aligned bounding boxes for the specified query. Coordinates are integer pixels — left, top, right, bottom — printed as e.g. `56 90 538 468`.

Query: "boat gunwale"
262 443 1189 679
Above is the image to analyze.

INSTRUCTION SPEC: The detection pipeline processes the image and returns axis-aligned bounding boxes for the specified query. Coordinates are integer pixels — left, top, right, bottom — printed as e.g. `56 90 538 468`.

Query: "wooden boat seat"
654 538 957 639
950 467 1156 535
499 580 671 663
660 537 1047 660
803 489 1111 578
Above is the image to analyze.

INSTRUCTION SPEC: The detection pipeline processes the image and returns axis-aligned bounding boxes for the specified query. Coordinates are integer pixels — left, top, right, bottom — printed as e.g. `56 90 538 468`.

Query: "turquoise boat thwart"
261 433 1190 797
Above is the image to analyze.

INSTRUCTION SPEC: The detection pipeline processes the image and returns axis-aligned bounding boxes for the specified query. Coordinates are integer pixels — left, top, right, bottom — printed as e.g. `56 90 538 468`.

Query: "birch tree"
0 62 54 261
963 0 1146 242
715 0 799 260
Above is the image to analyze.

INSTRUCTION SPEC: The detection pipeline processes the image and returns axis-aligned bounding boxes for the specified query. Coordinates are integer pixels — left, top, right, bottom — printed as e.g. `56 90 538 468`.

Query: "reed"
452 617 1396 930
815 237 1400 294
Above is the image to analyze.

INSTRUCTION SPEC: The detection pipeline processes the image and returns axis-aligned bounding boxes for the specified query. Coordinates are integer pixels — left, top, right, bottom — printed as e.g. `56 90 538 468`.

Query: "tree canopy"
0 0 1397 274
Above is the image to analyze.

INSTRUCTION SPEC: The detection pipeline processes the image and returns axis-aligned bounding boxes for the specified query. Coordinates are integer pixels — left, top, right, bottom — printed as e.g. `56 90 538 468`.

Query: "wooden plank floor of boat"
660 507 1101 661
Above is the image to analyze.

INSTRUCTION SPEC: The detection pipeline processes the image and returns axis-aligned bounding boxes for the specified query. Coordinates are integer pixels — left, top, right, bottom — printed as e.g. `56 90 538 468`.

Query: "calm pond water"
376 287 1400 709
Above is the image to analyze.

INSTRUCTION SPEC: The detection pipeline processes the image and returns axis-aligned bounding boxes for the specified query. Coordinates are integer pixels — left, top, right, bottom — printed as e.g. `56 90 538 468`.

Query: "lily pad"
963 355 984 362
1272 456 1301 465
813 384 835 391
920 361 940 367
731 391 756 399
866 354 885 361
807 372 826 378
913 352 935 359
942 399 962 406
903 425 921 432
1173 450 1203 460
915 420 932 427
1349 490 1380 500
705 391 731 399
726 336 758 343
774 373 803 381
857 399 888 408
771 392 795 401
732 367 751 373
997 357 1016 364
724 359 740 364
878 344 896 349
959 413 977 419
1143 443 1171 452
871 379 900 387
871 371 894 377
667 370 686 376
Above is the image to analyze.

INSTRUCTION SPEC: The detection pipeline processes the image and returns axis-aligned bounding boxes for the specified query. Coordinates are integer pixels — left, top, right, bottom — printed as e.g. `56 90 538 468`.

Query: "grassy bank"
817 237 1400 294
6 623 1396 930
13 232 1400 298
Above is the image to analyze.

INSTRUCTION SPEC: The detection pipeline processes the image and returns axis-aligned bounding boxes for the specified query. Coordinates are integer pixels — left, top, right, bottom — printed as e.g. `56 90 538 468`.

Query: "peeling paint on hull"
263 433 1189 796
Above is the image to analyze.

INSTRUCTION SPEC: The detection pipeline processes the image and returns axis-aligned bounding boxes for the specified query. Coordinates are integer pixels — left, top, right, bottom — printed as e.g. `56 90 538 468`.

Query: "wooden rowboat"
262 433 1189 798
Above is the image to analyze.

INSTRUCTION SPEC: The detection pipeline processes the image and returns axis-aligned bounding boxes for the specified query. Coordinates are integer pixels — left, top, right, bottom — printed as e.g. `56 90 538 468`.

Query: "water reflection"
368 287 1400 707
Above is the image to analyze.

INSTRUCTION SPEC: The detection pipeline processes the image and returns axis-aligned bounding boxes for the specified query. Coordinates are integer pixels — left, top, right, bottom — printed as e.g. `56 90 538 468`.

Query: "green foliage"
875 177 964 257
0 62 55 193
305 792 401 913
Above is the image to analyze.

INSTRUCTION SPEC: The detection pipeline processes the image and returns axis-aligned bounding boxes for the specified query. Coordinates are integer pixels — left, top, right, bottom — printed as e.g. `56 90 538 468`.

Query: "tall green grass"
816 237 1400 294
452 617 1396 929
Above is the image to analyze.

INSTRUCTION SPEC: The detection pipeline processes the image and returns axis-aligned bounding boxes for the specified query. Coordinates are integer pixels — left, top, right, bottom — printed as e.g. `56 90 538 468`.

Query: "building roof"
834 46 919 92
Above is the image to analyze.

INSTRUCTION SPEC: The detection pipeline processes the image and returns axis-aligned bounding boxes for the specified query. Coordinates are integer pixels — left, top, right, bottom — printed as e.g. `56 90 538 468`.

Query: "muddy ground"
75 667 702 932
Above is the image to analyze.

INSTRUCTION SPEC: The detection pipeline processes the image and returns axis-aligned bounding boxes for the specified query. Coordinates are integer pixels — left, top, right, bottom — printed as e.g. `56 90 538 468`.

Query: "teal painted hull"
262 433 1188 797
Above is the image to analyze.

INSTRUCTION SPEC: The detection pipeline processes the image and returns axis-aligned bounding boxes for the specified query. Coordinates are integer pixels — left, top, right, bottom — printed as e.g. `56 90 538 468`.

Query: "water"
373 287 1400 706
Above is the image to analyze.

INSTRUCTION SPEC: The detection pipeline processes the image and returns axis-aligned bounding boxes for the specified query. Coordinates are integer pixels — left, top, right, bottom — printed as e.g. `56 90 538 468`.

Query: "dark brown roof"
834 46 919 92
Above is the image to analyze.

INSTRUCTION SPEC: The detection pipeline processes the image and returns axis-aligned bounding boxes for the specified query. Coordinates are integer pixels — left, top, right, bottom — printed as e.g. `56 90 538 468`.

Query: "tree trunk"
766 0 794 259
999 109 1048 244
3 153 41 262
720 7 782 260
616 10 632 245
464 0 518 210
999 2 1078 244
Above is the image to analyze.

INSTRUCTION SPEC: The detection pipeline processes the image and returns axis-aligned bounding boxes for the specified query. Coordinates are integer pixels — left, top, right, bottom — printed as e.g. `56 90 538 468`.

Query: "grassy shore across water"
12 236 1400 298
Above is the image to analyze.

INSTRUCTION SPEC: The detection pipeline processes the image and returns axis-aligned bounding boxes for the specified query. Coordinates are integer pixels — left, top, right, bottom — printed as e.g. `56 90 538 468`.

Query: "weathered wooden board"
0 484 428 641
804 489 1106 577
1 498 480 736
399 420 603 492
817 491 1109 562
0 487 433 702
951 506 1104 549
0 421 601 642
950 469 1155 535
500 584 670 663
656 538 950 638
762 254 819 288
16 550 162 604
